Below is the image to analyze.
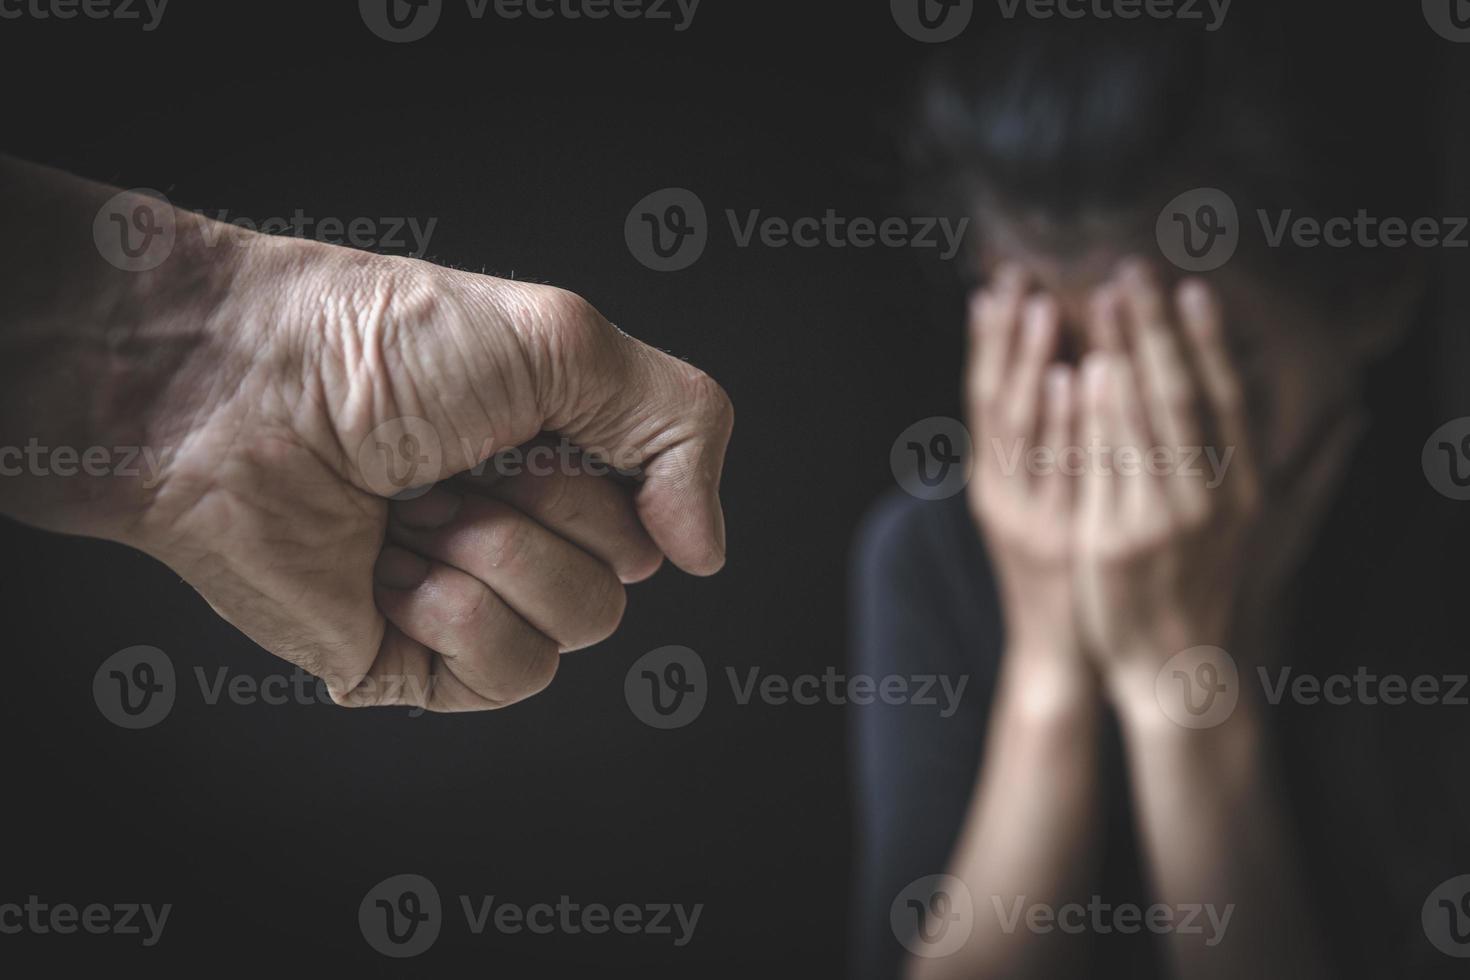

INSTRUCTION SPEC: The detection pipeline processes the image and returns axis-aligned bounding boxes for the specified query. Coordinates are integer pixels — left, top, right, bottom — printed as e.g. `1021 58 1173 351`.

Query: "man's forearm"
0 157 315 541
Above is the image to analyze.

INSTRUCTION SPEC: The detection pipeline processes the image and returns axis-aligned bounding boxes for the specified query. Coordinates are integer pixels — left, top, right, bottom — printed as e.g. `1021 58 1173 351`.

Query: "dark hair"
909 7 1447 302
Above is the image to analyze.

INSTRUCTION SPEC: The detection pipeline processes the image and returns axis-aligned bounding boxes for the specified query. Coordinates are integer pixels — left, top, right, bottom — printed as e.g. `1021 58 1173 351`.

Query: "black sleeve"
848 491 1002 980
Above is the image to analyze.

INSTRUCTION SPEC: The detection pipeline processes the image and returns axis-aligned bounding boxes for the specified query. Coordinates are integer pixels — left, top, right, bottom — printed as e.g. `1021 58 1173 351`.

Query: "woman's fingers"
458 462 663 584
371 545 561 708
1118 262 1202 451
1078 353 1116 524
389 485 627 652
1038 364 1075 510
1103 343 1168 518
1117 261 1220 519
1088 283 1127 355
970 264 1029 425
1176 277 1258 504
1007 296 1061 454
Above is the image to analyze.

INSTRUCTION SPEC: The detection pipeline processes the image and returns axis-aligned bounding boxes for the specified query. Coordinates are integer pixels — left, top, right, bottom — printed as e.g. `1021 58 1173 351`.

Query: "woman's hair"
908 6 1446 305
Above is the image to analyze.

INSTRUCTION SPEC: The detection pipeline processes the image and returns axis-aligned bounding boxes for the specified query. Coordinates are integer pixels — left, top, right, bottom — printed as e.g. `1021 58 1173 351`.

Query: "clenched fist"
0 159 733 712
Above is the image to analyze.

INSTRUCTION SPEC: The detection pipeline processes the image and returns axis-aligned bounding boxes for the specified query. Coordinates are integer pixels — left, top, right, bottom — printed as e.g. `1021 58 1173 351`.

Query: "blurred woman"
851 8 1470 978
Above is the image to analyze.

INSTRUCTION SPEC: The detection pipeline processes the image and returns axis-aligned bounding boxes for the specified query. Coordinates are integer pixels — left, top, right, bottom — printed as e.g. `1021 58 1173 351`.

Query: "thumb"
516 287 734 577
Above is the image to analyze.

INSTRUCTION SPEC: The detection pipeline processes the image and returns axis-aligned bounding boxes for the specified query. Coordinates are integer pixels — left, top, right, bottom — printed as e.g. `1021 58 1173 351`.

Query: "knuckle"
444 577 497 632
687 370 734 435
533 470 579 525
482 643 559 707
480 510 532 572
569 576 627 649
530 284 601 333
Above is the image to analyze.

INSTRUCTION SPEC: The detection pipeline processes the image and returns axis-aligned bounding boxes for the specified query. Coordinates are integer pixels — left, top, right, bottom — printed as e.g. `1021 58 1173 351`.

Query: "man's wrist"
0 191 310 544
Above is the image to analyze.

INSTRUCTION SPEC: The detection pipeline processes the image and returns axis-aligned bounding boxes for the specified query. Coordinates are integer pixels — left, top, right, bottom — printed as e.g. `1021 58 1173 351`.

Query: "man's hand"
0 165 733 712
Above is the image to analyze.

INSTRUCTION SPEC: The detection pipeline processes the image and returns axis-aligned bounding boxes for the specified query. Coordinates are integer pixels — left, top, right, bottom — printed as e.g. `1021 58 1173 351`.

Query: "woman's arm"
908 269 1108 980
1110 673 1324 979
1073 264 1329 979
910 652 1104 980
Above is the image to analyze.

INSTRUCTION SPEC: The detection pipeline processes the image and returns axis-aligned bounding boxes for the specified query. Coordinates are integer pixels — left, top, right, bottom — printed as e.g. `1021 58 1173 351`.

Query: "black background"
1 2 968 975
5 2 1470 977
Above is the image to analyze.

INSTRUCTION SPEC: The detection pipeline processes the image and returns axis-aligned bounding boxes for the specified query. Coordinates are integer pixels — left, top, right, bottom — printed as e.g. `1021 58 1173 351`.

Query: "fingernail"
374 546 429 590
391 484 461 529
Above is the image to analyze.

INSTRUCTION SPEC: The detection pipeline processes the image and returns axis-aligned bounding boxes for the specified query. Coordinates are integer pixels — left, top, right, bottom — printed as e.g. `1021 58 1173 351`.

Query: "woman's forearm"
1111 669 1327 980
910 652 1103 980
